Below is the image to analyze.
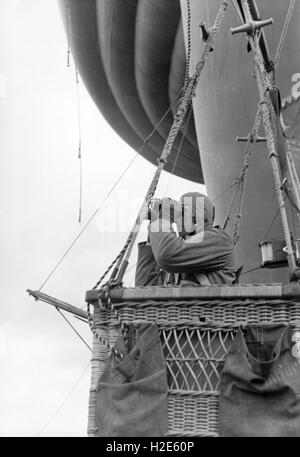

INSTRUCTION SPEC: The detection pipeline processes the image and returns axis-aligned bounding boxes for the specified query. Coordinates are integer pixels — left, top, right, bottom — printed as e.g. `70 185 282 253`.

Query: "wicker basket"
86 284 300 437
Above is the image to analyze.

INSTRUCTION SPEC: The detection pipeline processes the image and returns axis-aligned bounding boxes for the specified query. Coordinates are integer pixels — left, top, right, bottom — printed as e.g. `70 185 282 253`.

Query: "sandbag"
95 323 168 437
219 324 300 437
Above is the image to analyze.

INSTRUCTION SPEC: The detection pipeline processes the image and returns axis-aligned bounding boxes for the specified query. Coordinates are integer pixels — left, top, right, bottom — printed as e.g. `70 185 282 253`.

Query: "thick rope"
231 110 262 244
164 107 193 196
184 0 192 89
111 0 229 285
88 1 229 355
90 89 185 291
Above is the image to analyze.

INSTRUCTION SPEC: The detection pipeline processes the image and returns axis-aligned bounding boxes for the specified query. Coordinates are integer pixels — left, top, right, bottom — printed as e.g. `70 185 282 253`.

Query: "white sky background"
0 0 205 436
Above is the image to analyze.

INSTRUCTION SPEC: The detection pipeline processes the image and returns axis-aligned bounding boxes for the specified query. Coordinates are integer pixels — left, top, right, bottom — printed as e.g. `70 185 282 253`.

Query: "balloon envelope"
58 0 203 183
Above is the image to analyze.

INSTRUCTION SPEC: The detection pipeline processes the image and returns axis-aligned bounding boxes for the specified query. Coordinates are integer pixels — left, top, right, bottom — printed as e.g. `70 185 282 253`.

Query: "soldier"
135 192 236 286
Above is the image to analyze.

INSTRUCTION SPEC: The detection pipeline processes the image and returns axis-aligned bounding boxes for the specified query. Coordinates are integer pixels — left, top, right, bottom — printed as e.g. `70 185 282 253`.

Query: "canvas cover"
219 325 300 437
95 323 168 437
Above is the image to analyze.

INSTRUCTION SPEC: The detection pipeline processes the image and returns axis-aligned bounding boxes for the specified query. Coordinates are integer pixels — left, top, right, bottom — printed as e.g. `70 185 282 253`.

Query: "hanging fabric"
95 323 169 437
219 324 300 437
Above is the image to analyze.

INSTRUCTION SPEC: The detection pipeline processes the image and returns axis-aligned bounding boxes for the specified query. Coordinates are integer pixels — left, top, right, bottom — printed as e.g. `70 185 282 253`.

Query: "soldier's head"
177 192 215 238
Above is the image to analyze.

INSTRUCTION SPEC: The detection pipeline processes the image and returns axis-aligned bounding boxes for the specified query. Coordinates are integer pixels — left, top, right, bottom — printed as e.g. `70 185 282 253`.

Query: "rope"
285 142 300 215
227 109 262 244
87 1 229 357
241 265 261 276
89 89 186 290
261 195 287 242
36 361 91 436
38 152 138 291
184 0 192 90
109 0 229 287
241 0 297 273
56 307 91 351
87 295 126 361
65 0 71 67
223 0 294 245
38 88 183 292
229 0 244 22
222 109 261 228
75 68 83 223
212 181 237 204
163 106 193 196
274 0 295 70
124 262 137 277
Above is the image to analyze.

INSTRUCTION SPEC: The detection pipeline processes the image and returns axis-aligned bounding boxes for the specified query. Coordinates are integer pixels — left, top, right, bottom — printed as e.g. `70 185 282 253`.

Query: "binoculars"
147 198 176 221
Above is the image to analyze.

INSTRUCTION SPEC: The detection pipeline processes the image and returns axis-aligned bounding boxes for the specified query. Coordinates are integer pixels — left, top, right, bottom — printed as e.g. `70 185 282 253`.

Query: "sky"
0 0 205 436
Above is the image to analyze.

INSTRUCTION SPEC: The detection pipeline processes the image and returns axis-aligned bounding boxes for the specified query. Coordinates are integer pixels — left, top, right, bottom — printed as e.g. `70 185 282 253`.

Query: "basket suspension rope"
92 0 229 291
183 0 192 91
233 0 298 277
164 106 193 196
87 1 229 357
112 0 229 286
90 87 186 292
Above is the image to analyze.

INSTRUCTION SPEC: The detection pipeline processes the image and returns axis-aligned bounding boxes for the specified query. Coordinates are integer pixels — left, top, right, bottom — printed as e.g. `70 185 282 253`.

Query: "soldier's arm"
135 241 162 286
149 220 233 274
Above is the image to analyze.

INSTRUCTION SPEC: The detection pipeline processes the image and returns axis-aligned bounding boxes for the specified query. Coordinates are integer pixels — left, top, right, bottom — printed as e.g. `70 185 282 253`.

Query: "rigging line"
285 186 300 214
75 68 83 223
38 89 184 292
142 87 184 145
274 0 295 70
56 307 92 351
38 153 138 291
241 265 261 276
36 361 91 437
229 0 244 22
124 262 137 277
261 204 282 242
163 106 193 196
212 181 237 204
65 0 71 67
